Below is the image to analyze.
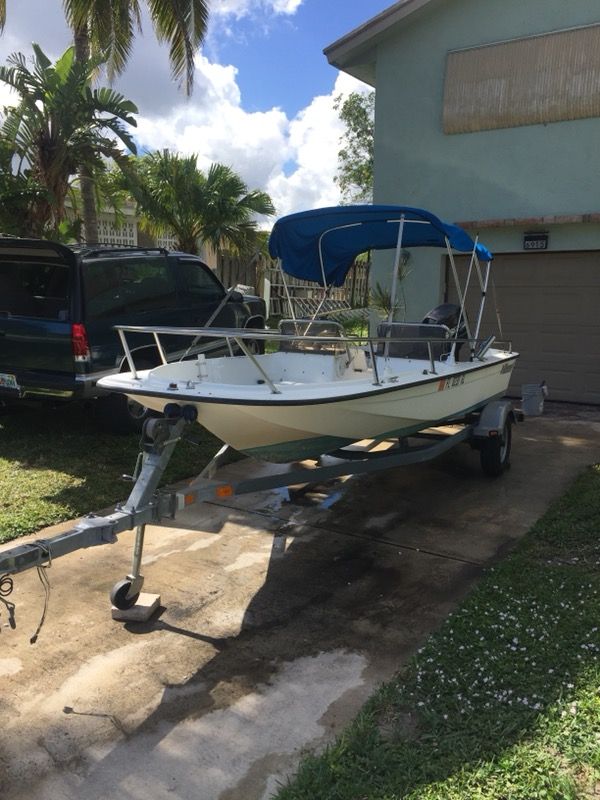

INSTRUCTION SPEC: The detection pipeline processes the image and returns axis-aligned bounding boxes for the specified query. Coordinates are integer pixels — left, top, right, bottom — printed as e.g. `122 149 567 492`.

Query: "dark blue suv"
0 239 266 431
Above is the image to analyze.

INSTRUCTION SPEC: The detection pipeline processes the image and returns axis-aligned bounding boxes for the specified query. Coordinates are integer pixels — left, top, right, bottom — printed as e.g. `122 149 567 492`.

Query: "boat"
98 205 518 463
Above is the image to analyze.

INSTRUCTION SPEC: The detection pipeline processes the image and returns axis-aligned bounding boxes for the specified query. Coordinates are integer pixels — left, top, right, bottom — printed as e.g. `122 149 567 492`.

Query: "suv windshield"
83 255 177 318
0 260 70 320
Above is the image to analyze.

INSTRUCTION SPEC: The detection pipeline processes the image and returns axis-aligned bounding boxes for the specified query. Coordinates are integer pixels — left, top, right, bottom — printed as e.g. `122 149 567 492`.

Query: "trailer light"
215 484 234 498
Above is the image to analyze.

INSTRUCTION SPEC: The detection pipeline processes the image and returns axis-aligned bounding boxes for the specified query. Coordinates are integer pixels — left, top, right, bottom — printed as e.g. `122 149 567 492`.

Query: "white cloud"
135 56 290 188
0 1 371 222
272 0 303 13
135 60 367 220
266 85 345 215
265 72 371 216
213 0 303 19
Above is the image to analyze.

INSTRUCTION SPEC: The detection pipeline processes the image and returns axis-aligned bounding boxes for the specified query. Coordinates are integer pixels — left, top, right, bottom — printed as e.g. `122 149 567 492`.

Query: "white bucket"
521 382 547 416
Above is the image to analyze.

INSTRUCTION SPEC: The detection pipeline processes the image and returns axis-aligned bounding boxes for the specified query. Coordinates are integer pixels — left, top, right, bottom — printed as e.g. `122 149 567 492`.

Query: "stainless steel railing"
115 324 513 391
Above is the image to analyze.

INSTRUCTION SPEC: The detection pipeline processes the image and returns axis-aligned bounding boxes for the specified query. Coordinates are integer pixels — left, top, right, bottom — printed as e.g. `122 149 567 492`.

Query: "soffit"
323 0 436 84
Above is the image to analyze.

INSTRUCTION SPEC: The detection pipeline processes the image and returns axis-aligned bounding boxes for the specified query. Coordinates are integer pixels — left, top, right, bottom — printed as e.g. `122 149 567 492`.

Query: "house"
96 199 217 268
325 0 600 403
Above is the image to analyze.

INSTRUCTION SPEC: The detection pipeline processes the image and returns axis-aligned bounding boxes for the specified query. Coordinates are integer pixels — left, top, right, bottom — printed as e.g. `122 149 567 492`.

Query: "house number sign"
523 232 549 250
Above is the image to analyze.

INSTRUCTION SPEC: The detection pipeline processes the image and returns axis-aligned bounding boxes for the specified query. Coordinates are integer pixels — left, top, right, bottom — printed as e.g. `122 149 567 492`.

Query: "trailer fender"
472 399 515 440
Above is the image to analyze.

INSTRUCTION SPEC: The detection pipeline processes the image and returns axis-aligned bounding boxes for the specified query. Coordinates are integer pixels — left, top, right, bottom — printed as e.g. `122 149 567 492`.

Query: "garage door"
447 251 600 404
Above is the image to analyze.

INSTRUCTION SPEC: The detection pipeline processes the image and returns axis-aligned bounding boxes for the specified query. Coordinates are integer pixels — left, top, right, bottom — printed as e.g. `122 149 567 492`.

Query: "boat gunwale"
113 352 519 408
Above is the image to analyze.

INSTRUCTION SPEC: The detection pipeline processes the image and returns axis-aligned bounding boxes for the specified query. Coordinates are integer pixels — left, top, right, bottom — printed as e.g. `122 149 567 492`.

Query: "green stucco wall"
371 0 600 319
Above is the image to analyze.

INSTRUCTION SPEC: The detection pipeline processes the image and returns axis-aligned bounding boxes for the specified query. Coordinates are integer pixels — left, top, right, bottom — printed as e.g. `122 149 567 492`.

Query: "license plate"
0 372 19 390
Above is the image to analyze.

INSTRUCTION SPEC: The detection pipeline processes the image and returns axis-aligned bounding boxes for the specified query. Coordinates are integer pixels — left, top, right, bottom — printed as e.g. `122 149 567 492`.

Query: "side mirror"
227 290 244 303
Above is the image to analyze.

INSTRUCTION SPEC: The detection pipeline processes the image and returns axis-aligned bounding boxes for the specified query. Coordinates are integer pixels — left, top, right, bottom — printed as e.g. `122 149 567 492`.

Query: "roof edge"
324 0 433 67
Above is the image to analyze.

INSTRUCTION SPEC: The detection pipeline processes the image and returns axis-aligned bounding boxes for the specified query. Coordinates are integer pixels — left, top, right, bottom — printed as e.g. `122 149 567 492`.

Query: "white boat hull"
101 350 518 462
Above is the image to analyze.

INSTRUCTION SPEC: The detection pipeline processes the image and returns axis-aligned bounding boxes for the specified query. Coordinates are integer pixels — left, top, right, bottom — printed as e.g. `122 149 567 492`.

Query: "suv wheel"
95 360 156 434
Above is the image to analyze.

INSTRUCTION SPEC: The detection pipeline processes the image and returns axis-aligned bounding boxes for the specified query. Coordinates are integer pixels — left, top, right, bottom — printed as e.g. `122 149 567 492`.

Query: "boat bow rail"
112 323 514 390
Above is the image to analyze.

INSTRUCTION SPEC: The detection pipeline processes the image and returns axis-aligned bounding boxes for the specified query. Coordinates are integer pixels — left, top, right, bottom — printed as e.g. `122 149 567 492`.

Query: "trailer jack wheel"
110 578 141 610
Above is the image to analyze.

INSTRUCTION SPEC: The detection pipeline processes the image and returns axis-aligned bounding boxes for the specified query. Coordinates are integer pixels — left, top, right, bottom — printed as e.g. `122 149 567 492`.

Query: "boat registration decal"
438 374 465 391
500 362 514 374
0 372 19 390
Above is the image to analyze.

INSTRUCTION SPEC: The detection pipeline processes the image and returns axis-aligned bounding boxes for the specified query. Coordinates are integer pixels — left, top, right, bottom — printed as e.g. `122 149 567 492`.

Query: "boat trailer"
0 398 517 618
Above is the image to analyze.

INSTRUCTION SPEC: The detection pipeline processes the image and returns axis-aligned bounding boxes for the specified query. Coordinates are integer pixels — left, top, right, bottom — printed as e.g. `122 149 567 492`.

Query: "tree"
334 90 375 204
0 44 137 237
0 139 48 237
0 1 208 94
121 150 276 256
0 0 209 241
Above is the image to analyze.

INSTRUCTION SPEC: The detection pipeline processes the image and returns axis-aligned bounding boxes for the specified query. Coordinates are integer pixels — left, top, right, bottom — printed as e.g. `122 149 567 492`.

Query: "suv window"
83 255 177 318
0 261 70 320
176 258 225 303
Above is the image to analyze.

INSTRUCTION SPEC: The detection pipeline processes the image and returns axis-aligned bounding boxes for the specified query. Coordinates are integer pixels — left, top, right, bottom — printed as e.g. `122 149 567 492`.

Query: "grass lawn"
0 404 222 544
276 464 600 800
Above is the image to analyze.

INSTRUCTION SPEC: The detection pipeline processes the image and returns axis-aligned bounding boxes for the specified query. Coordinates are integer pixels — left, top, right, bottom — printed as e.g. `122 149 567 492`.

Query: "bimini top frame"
268 204 495 360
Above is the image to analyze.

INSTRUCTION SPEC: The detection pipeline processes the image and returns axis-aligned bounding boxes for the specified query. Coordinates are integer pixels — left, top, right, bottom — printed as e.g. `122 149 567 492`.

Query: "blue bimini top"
268 204 493 287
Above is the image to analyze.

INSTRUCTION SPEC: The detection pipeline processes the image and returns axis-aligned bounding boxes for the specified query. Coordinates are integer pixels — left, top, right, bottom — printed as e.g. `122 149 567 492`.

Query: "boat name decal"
438 374 465 391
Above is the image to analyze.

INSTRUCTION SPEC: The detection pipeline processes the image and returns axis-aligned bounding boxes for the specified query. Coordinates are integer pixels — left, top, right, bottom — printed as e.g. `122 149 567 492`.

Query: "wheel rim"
127 398 148 421
499 423 511 463
110 579 139 610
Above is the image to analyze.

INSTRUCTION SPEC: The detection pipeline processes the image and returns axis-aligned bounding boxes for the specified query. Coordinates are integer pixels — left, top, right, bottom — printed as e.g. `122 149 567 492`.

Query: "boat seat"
278 319 347 354
377 322 450 360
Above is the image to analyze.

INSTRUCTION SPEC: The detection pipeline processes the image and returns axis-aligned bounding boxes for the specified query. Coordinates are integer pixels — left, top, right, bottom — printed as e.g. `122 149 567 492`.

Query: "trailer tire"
480 418 512 477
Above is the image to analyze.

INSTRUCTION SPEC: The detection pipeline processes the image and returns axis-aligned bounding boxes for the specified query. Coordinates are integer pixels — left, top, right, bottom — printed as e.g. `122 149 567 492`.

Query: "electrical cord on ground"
0 573 13 597
28 540 52 645
0 573 16 630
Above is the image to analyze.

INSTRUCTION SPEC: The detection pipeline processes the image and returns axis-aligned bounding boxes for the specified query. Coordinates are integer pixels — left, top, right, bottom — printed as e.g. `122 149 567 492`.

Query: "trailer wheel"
480 418 512 477
110 579 139 610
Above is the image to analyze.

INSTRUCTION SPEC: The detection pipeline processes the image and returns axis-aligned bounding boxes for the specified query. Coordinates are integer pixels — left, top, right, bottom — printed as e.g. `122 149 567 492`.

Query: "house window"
443 24 600 134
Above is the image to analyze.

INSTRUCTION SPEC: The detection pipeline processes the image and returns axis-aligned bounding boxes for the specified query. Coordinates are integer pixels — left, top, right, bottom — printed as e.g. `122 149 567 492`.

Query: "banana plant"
0 43 138 237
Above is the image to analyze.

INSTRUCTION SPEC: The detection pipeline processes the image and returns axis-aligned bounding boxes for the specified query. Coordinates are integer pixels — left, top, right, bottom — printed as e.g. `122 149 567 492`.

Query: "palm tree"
122 150 276 256
0 0 209 241
0 43 137 236
0 1 208 92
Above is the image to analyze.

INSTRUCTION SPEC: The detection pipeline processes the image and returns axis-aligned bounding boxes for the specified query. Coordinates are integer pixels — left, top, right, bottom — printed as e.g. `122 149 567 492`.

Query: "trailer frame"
0 398 516 612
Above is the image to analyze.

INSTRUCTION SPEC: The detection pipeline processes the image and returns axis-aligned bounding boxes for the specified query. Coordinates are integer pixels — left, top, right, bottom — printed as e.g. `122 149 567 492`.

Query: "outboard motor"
422 303 468 360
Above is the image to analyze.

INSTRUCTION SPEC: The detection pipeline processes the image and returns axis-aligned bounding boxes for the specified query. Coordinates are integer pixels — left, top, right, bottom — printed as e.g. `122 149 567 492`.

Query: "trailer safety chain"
0 573 16 631
28 540 52 645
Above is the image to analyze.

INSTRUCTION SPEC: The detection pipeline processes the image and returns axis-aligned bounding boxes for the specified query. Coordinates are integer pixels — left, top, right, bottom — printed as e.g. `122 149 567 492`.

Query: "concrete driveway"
1 411 599 799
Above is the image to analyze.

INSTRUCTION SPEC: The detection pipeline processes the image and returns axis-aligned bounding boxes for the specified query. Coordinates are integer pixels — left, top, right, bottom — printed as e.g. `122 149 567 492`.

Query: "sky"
0 0 393 220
